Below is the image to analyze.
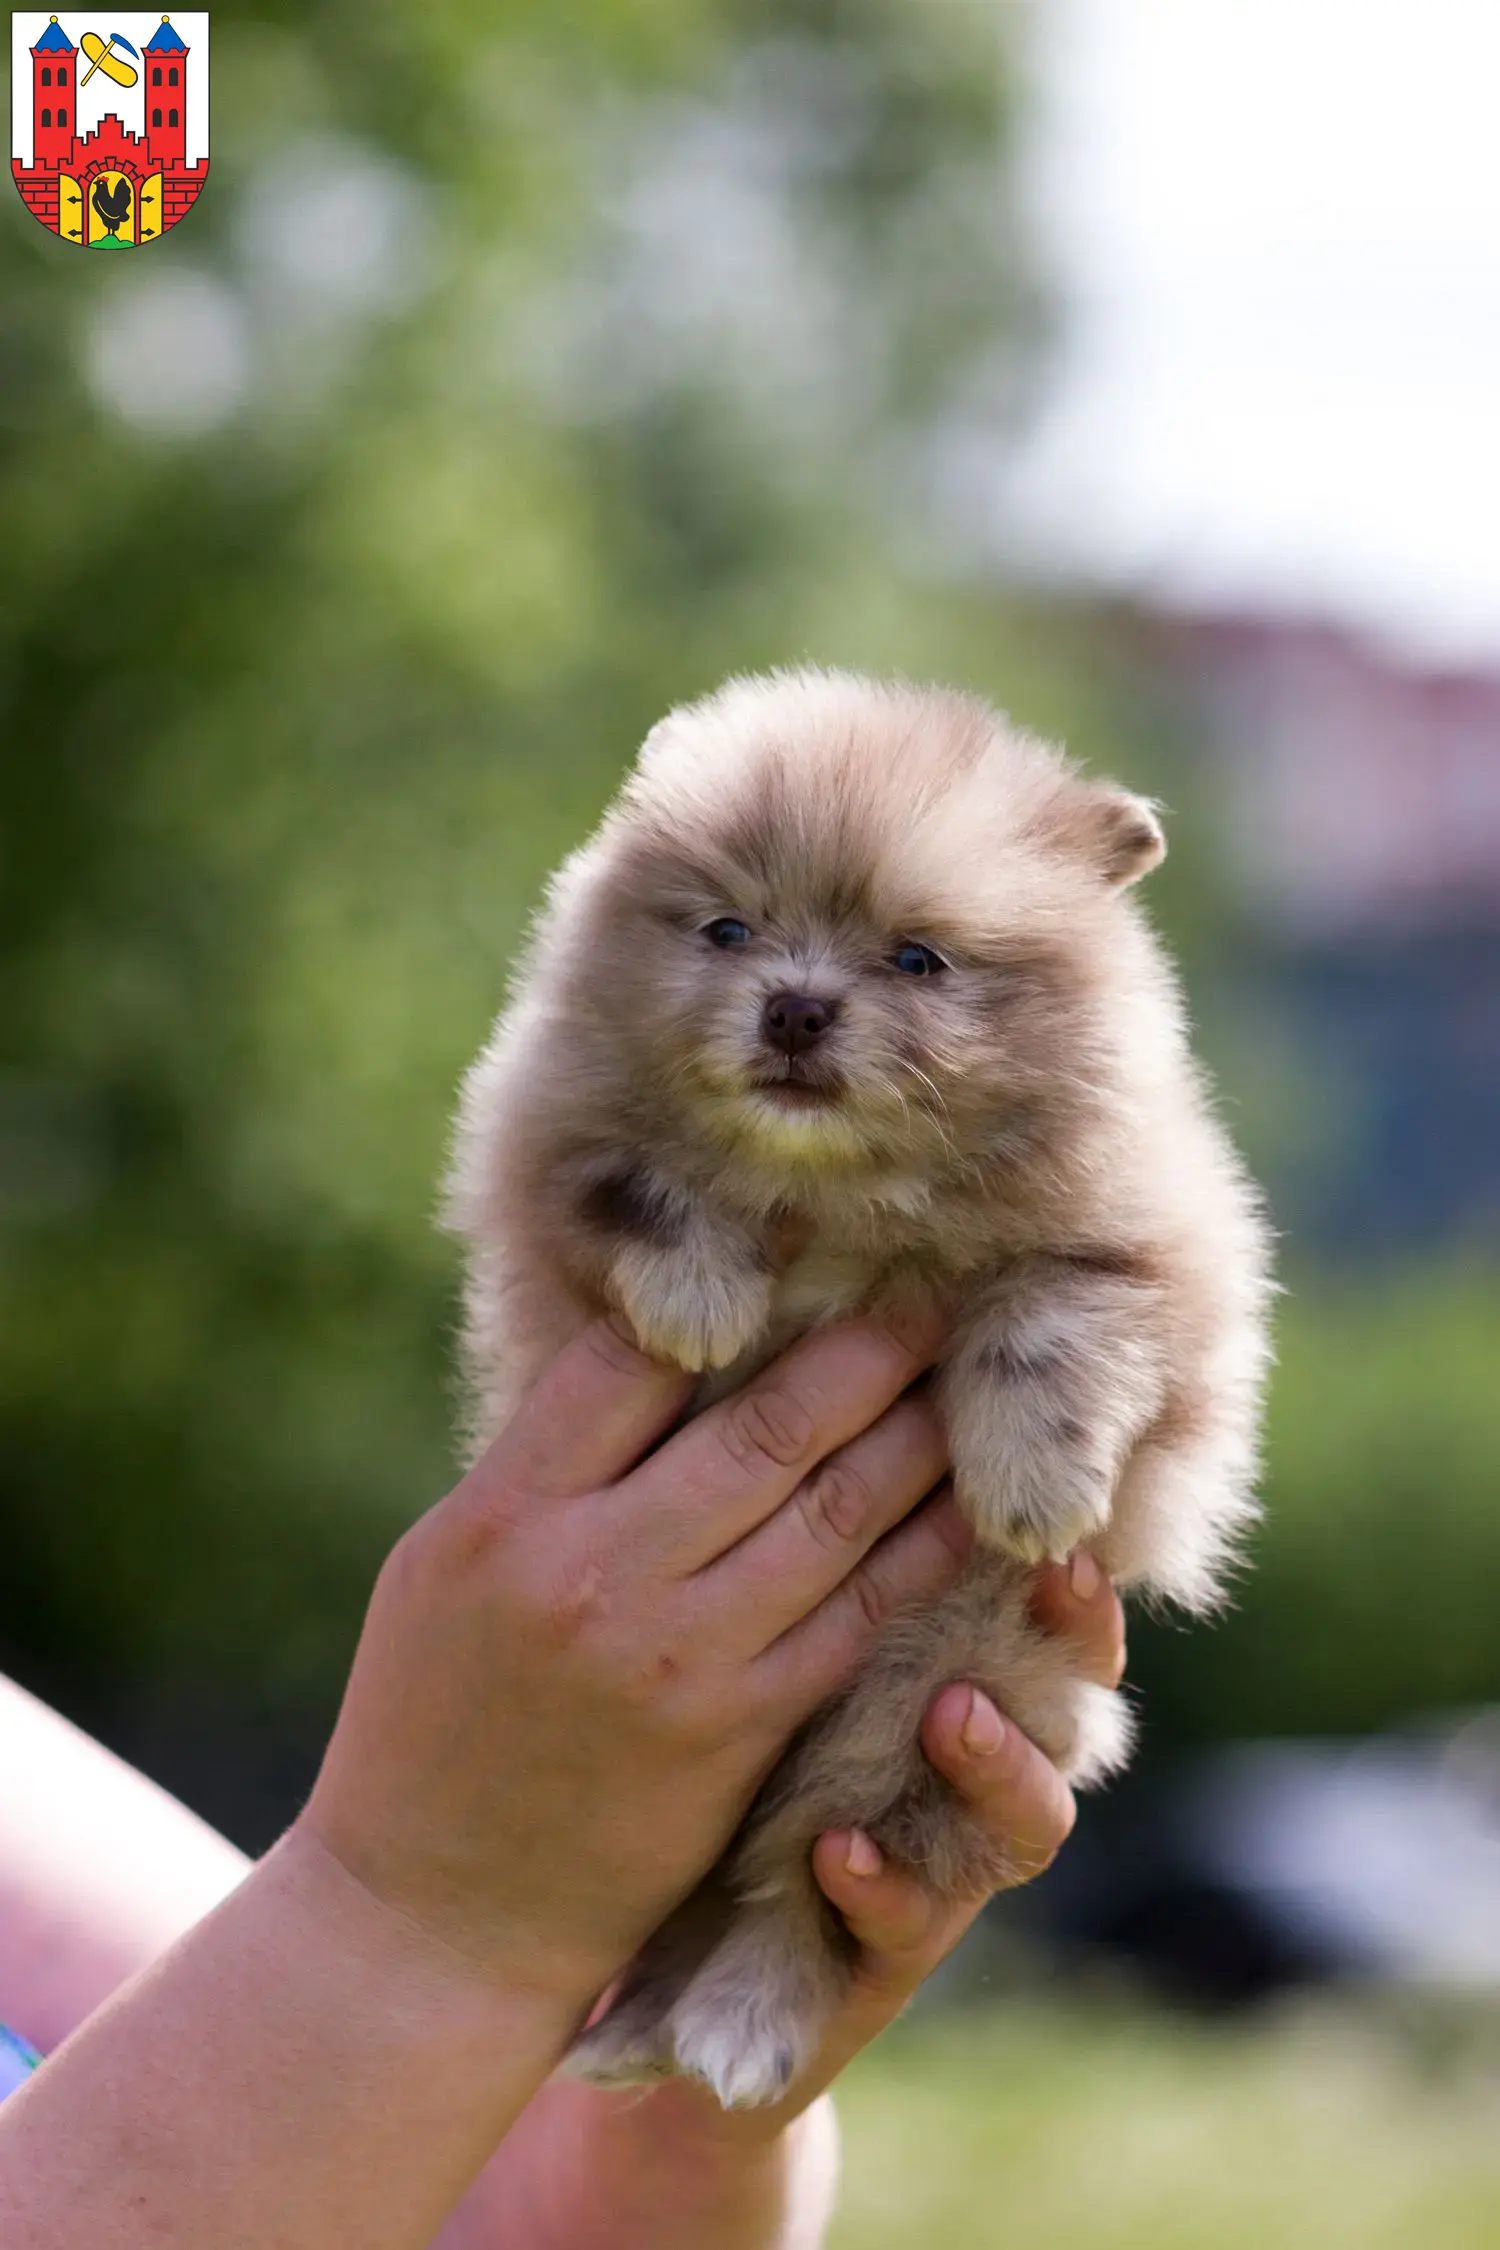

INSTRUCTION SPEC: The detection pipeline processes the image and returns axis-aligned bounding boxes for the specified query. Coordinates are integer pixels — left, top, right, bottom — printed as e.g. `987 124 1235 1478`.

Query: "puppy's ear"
1048 784 1166 888
1095 789 1166 886
634 717 673 771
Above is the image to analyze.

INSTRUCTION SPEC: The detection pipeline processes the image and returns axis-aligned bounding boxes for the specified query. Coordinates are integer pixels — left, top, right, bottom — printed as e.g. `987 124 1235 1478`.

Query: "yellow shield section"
88 174 136 247
138 176 163 245
58 177 85 246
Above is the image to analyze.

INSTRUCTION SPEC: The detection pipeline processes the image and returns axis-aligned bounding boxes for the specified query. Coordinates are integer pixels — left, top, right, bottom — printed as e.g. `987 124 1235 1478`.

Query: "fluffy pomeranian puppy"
445 668 1272 2107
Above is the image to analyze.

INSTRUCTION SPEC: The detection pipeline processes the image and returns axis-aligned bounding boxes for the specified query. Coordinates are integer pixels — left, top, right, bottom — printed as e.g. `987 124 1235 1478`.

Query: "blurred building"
996 0 1500 1253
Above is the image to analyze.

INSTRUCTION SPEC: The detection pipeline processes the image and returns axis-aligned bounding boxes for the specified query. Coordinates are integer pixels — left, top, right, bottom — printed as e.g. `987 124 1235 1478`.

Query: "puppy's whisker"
893 1062 972 1180
903 1061 958 1138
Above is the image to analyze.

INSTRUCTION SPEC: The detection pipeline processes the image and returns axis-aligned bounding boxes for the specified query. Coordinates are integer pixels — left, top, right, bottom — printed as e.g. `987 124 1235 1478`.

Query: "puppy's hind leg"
565 1871 736 2088
664 1864 854 2110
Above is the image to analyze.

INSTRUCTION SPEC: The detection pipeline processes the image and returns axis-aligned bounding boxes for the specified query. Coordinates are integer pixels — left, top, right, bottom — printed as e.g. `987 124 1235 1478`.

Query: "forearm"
437 2075 840 2250
0 1677 835 2250
0 1827 578 2250
0 1677 250 2052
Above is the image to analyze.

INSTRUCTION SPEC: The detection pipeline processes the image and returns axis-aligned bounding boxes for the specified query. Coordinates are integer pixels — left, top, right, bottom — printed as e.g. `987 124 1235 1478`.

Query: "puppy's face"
563 674 1163 1176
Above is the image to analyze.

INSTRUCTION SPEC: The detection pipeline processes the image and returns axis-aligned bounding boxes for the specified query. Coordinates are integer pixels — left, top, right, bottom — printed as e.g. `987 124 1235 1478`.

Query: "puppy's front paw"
953 1446 1112 1566
944 1350 1114 1564
612 1243 773 1373
974 1478 1111 1567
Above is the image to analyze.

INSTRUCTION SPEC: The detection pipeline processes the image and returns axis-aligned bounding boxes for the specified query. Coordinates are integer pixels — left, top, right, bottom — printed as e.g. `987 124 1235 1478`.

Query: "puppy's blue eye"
705 917 752 949
893 942 946 978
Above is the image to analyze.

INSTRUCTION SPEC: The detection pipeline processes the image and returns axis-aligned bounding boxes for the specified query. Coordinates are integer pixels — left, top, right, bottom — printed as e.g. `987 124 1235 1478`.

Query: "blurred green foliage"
832 2001 1500 2250
2 0 1497 1838
1132 1263 1500 1747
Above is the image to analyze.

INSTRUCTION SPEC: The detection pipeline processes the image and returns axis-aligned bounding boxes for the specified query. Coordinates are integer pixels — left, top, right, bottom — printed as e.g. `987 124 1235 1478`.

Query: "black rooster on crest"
91 175 132 238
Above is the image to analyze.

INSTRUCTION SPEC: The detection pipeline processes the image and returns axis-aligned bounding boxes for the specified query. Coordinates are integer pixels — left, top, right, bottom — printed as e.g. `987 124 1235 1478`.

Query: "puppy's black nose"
762 991 838 1056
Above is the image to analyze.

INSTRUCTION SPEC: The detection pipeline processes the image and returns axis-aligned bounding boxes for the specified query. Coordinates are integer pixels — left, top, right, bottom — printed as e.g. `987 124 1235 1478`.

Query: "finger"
814 1698 1076 1960
758 1484 972 1709
800 1831 983 2091
477 1316 695 1502
1028 1551 1128 1689
694 1389 950 1651
799 1714 1077 2102
919 1685 1077 1884
812 1831 954 1961
611 1302 949 1571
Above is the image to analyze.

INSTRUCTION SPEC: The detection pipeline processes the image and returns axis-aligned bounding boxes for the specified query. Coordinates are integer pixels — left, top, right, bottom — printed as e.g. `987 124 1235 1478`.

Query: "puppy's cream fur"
446 669 1273 2106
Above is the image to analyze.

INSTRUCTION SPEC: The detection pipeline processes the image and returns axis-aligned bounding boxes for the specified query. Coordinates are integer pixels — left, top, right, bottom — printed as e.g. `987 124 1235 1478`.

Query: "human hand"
300 1304 967 2021
598 1553 1125 2147
433 1557 1125 2248
793 1552 1126 2106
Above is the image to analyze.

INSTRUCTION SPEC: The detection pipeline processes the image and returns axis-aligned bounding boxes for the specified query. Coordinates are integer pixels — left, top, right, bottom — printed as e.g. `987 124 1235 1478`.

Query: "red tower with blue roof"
27 18 76 171
143 16 187 169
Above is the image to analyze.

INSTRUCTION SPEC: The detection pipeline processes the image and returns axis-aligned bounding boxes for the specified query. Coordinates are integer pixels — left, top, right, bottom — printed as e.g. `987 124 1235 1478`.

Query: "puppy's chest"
769 1241 885 1331
690 1236 901 1415
760 1186 939 1323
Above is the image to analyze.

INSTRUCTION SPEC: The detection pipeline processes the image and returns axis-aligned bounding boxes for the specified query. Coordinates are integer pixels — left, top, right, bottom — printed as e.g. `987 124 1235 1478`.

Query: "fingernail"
844 1831 882 1878
1069 1549 1102 1604
961 1687 1006 1757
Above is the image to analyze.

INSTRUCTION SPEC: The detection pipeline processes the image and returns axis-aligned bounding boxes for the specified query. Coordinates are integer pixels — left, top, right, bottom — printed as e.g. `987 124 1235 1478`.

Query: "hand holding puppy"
743 1553 1124 2130
301 1307 1113 2038
437 1559 1123 2249
0 1312 1114 2250
303 1305 976 2015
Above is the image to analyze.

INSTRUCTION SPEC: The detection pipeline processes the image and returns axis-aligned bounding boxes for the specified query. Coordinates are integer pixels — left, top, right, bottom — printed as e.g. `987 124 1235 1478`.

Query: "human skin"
0 1308 1124 2249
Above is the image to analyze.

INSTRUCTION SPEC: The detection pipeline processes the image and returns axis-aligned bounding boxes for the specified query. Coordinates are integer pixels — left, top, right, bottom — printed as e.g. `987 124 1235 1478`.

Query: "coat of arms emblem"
10 11 208 245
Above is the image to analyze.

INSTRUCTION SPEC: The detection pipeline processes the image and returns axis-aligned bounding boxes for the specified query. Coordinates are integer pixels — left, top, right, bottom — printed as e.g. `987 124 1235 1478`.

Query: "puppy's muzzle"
761 991 839 1058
